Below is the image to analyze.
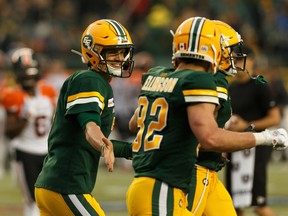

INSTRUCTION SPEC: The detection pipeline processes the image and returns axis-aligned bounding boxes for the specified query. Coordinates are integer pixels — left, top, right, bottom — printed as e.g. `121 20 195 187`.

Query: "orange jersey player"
2 48 55 216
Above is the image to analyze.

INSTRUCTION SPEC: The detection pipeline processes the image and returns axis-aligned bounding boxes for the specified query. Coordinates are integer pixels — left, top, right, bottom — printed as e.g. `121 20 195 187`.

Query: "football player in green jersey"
128 17 288 216
34 19 134 216
187 20 247 216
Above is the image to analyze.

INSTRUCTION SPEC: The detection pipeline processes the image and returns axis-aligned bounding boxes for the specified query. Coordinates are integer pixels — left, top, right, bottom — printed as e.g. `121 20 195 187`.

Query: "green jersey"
215 72 231 128
132 66 219 192
35 70 115 194
197 71 231 170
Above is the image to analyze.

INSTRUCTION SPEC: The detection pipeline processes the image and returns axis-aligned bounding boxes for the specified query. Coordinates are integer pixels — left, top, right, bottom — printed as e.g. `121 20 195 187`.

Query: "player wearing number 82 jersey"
132 66 218 189
127 66 219 215
127 17 288 216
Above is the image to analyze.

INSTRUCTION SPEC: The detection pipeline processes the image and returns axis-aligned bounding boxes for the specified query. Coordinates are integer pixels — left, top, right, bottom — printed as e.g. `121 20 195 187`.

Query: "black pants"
15 150 46 201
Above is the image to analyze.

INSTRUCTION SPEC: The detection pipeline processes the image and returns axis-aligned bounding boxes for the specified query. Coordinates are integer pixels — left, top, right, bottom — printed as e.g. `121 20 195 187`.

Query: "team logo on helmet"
82 35 93 49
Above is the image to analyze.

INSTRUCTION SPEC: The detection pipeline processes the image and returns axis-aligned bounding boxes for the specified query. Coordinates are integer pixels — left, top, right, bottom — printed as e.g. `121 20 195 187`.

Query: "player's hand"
101 137 115 172
225 115 249 132
261 128 288 150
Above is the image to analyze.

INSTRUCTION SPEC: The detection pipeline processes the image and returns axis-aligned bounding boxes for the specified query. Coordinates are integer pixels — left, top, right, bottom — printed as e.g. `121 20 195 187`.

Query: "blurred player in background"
187 20 246 216
225 45 280 216
127 16 288 216
34 19 135 216
1 47 56 216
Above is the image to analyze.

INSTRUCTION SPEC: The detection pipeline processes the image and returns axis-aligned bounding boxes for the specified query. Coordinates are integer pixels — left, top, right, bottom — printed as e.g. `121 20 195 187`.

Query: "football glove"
255 128 288 150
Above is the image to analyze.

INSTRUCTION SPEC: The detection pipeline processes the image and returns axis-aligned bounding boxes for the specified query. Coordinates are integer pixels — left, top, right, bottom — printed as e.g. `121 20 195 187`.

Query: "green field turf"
0 159 287 216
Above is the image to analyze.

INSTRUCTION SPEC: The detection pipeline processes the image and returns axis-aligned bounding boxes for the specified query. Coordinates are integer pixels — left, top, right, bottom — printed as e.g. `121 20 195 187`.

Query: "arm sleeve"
65 73 107 118
111 139 132 159
76 111 101 131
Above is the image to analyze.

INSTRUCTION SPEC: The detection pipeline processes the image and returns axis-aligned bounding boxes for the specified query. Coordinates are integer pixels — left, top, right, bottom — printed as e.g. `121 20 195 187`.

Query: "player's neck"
25 88 36 96
176 62 208 72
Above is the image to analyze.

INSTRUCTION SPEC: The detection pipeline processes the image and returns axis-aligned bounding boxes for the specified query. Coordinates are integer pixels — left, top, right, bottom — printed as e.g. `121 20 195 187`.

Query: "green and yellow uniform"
35 70 114 216
188 71 237 216
127 66 219 216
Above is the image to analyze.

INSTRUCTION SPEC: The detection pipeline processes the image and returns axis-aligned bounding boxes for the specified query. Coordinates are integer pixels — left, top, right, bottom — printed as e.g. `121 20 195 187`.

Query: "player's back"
132 66 218 191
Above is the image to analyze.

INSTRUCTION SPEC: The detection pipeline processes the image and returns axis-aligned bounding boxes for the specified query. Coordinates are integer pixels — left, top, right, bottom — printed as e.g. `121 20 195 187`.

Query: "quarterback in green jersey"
127 17 288 216
34 19 134 216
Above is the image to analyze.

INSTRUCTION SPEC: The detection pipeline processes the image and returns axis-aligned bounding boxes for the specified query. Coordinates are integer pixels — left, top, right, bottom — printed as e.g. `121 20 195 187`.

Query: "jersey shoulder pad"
37 80 57 102
181 70 216 90
147 66 164 73
1 87 25 114
214 72 228 89
214 72 228 101
143 66 173 83
180 71 218 105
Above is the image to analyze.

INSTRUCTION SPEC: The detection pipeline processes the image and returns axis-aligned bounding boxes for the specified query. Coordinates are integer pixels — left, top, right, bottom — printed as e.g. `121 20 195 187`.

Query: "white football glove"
254 128 288 150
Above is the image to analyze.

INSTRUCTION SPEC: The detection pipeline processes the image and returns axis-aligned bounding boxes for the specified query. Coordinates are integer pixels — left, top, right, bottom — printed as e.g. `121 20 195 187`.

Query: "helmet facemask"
219 40 247 76
97 46 134 78
214 20 247 77
230 44 247 74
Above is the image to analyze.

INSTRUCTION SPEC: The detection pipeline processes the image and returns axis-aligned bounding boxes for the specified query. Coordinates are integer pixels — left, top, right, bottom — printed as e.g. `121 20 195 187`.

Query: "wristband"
253 132 266 145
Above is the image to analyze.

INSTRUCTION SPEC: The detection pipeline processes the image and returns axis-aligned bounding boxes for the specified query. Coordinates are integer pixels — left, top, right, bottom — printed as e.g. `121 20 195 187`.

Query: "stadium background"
0 0 288 215
0 0 288 68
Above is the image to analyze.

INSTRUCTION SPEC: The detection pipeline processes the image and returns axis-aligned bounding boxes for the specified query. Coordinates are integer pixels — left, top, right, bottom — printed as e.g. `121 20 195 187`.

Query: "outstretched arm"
85 122 114 172
188 103 288 152
111 139 132 159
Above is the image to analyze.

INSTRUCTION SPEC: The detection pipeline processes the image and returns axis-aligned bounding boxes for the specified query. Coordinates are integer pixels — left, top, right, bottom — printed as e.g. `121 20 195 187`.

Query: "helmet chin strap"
222 67 237 77
106 52 131 77
245 69 268 84
107 64 121 76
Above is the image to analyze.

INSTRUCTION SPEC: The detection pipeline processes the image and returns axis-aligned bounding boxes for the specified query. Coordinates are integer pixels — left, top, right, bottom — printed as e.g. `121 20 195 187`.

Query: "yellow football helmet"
172 17 222 73
81 19 134 78
213 20 246 76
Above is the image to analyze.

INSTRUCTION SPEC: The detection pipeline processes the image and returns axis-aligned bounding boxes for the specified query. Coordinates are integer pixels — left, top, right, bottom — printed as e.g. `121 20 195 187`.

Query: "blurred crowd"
0 0 288 68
